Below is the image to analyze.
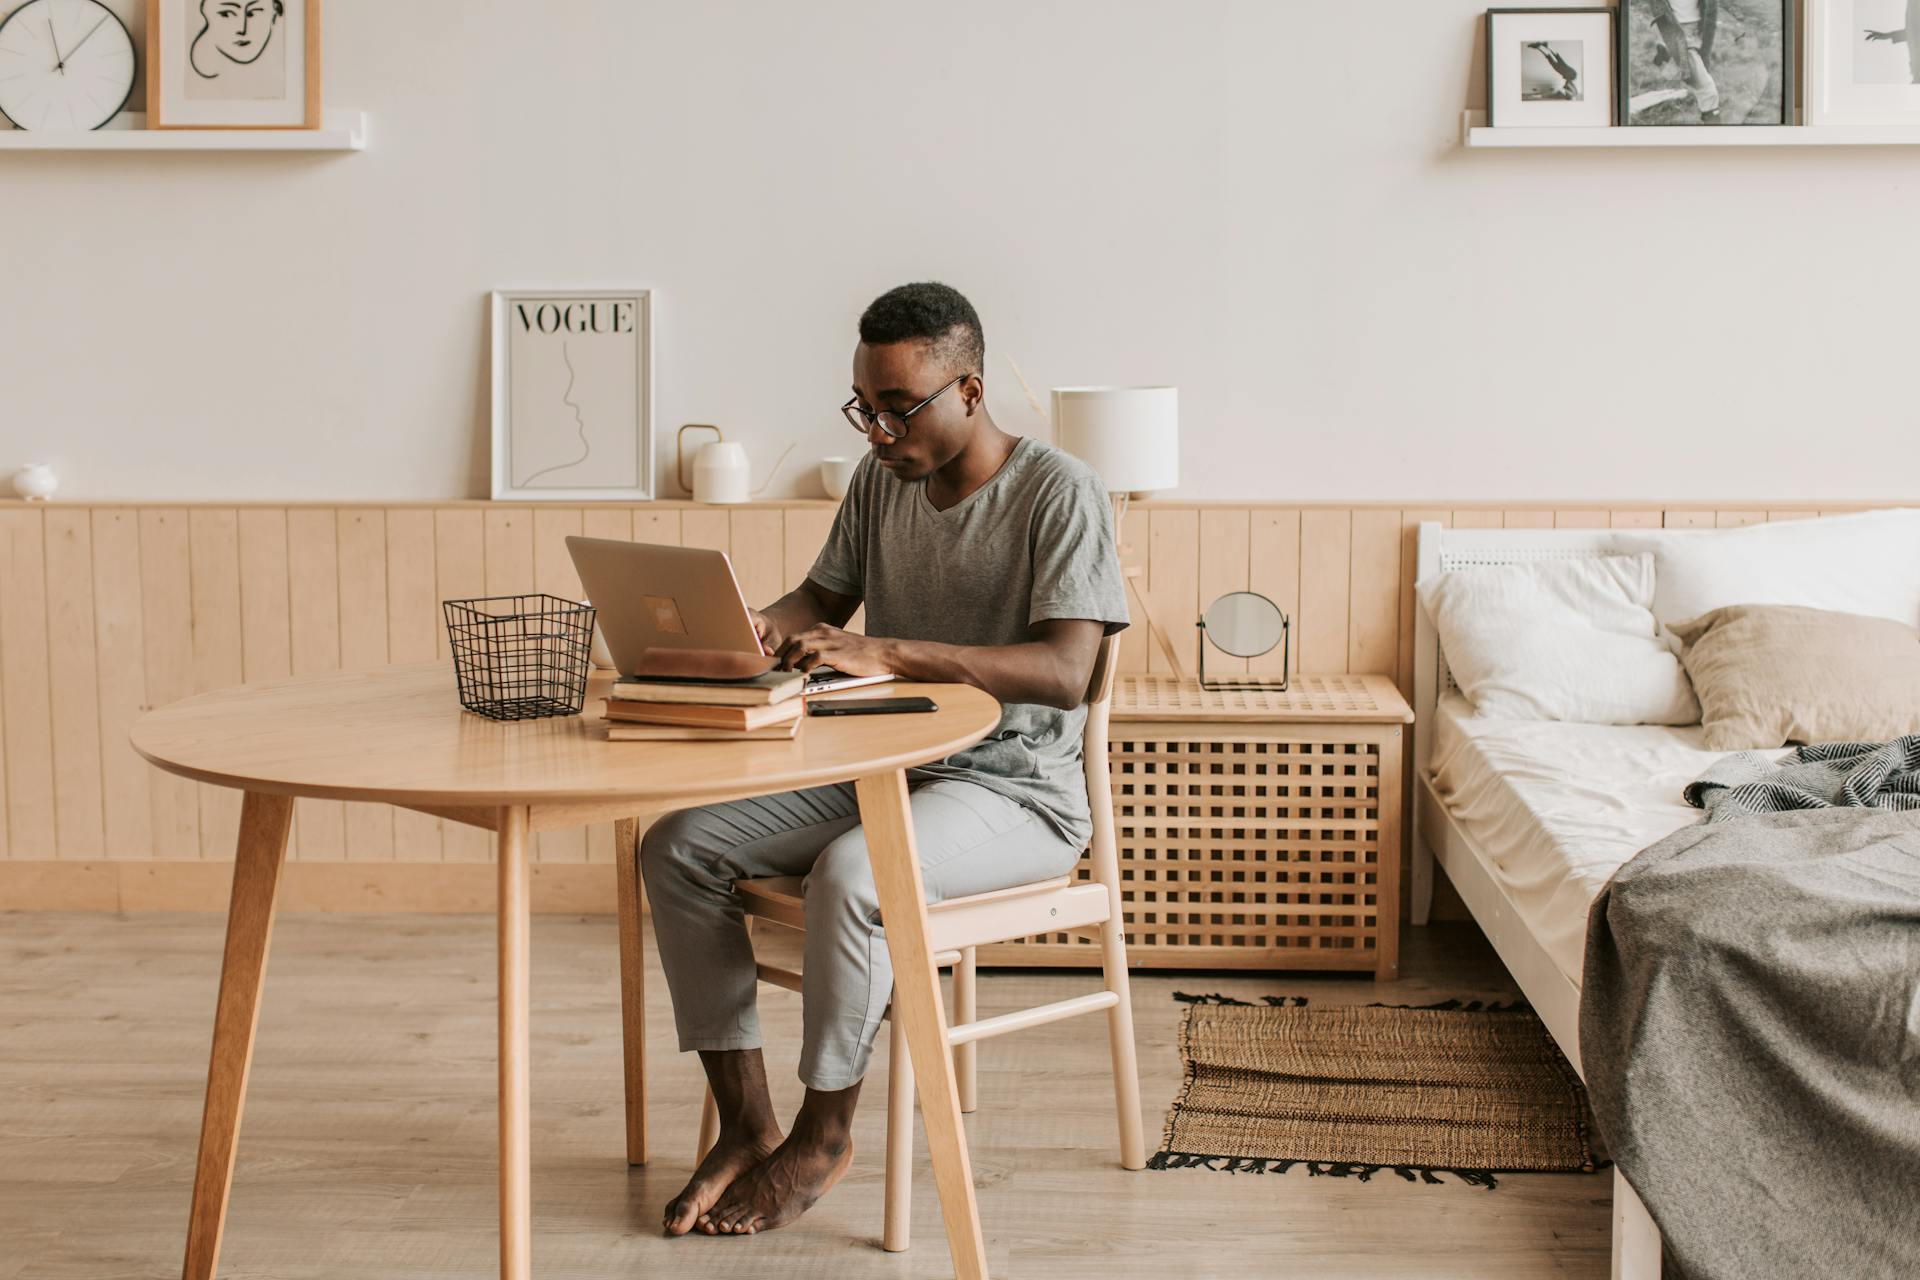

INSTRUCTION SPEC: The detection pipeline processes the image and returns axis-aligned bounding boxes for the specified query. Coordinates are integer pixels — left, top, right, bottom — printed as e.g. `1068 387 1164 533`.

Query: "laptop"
564 536 893 695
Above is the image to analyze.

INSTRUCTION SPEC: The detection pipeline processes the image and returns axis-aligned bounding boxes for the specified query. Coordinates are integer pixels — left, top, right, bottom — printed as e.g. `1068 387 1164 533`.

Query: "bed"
1409 524 1677 1280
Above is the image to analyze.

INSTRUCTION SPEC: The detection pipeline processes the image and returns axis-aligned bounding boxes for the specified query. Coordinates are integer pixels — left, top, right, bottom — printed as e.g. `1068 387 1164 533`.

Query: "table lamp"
1052 386 1179 499
1052 386 1186 678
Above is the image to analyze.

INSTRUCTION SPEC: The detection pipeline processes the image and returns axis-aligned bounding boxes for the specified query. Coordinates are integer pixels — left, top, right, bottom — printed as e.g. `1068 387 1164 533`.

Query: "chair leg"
695 1086 719 1164
953 947 977 1115
1097 916 1147 1170
612 817 647 1166
883 1007 914 1252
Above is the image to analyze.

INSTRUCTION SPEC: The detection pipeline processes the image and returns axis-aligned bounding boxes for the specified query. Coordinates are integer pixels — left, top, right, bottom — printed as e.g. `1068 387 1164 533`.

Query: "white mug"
819 456 857 500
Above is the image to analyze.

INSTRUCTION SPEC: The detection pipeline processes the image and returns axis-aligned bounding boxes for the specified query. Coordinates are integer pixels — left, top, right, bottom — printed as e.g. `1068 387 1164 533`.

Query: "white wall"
3 0 1914 503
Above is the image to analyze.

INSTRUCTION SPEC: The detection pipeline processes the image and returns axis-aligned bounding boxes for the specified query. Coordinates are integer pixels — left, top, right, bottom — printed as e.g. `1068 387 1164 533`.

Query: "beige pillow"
1670 605 1920 750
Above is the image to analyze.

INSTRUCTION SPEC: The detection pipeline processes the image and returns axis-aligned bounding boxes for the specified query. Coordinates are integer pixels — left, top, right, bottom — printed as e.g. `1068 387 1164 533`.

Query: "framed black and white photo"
1619 0 1792 126
490 290 655 502
1487 9 1616 127
147 0 320 128
1808 0 1920 124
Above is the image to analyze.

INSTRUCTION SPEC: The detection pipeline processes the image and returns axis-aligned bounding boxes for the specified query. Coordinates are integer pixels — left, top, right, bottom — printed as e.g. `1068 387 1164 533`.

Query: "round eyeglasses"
841 374 966 440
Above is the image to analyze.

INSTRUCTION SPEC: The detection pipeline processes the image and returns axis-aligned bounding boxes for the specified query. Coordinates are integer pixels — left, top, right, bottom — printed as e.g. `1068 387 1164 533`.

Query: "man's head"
848 282 986 482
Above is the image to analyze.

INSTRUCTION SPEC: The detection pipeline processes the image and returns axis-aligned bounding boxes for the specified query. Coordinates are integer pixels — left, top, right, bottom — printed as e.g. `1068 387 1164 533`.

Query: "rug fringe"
1146 1150 1502 1188
1363 998 1533 1013
1169 993 1529 1013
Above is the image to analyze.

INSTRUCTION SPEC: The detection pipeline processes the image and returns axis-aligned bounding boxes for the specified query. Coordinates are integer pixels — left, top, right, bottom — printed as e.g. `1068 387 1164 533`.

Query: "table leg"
612 816 647 1166
182 790 294 1280
498 806 532 1280
854 770 990 1280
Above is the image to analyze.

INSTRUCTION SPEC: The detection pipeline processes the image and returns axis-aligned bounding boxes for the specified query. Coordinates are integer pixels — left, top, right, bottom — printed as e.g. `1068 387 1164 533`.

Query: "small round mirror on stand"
1196 591 1290 691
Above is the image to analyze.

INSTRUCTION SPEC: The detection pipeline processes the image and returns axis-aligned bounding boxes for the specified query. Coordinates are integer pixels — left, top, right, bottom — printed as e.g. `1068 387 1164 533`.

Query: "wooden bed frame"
1409 521 1664 1280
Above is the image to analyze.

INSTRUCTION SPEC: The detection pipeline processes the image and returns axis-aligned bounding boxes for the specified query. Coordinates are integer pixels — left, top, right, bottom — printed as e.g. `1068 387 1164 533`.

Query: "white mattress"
1427 693 1776 987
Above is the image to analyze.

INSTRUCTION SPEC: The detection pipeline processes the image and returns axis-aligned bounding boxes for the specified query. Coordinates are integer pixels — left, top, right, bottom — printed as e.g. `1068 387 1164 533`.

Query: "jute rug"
1148 996 1600 1188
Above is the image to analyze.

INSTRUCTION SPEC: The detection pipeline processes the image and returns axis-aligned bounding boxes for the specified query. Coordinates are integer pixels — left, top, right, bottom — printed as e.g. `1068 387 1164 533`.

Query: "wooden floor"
0 911 1611 1279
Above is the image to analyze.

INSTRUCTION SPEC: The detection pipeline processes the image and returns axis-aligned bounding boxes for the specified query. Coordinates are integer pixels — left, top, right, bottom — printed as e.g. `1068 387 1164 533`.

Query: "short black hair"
857 282 984 377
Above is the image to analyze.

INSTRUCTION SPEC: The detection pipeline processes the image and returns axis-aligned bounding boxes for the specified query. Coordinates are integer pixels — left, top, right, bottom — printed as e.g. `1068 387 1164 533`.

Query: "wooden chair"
614 633 1145 1251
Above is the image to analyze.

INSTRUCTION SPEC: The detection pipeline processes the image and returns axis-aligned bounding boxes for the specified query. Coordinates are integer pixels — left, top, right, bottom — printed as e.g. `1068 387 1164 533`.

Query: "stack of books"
603 669 806 741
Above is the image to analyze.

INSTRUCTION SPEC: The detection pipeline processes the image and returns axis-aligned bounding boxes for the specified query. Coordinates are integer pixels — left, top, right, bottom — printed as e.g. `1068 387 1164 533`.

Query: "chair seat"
734 872 1105 953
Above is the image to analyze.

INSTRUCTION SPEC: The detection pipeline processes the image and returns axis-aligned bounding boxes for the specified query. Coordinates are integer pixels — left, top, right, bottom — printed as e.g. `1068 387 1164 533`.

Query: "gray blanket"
1686 735 1920 821
1580 746 1920 1280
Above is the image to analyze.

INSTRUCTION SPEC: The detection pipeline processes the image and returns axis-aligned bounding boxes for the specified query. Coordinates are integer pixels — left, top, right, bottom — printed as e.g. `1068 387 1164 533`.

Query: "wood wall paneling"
1297 509 1351 673
532 509 588 863
385 508 445 863
237 510 295 862
0 509 54 857
1146 509 1200 676
45 510 106 857
91 509 152 859
188 510 244 860
338 510 396 861
1196 508 1250 677
2 499 1905 896
1347 510 1400 677
138 511 198 858
288 510 346 862
1247 508 1300 679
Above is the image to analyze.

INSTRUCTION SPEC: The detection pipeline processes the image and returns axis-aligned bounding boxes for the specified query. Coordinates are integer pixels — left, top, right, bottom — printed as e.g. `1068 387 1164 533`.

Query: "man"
640 282 1129 1239
1525 41 1582 99
1643 0 1721 115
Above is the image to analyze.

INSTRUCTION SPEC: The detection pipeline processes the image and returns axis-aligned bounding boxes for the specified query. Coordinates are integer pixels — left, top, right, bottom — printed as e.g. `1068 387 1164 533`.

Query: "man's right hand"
750 609 783 657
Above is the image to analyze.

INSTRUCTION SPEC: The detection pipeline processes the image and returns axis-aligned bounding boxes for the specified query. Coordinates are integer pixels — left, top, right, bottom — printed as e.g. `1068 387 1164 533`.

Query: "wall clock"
0 0 136 130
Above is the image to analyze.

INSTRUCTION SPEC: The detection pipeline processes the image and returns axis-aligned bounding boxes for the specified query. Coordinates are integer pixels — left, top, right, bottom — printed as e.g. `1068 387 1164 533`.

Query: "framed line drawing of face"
147 0 319 128
1808 0 1920 124
1486 9 1616 127
491 291 656 502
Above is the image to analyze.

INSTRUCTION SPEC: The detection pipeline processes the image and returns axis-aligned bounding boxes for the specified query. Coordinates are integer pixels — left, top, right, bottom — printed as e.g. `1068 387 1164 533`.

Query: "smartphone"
807 696 939 716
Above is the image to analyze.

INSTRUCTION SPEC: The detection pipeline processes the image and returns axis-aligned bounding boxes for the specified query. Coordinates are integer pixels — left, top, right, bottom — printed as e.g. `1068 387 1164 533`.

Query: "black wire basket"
442 594 597 721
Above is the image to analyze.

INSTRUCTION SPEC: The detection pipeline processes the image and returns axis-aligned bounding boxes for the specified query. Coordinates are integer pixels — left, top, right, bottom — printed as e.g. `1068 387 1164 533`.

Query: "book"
606 720 801 742
610 668 805 707
600 697 804 732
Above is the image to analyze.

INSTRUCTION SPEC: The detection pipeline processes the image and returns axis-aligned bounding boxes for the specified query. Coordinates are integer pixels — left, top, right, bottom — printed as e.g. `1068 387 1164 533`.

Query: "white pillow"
1418 554 1700 725
1611 509 1920 629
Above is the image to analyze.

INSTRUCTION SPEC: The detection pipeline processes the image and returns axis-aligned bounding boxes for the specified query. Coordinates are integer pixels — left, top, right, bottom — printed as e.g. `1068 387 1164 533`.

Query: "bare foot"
698 1130 855 1236
664 1127 780 1237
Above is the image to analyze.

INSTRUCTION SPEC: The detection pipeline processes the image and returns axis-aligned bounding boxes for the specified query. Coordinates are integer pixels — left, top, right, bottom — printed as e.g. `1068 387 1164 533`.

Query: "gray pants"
640 778 1080 1091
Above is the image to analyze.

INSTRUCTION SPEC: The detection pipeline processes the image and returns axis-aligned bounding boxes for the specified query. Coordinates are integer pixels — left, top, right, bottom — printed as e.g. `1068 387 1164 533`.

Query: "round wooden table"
132 662 1001 1280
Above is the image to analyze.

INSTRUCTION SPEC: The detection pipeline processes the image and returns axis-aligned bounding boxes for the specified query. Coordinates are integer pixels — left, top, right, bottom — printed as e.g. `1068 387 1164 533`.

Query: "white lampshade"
1052 386 1179 495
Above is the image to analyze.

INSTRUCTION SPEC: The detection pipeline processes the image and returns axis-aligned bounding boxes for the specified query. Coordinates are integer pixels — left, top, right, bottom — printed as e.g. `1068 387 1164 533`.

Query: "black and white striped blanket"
1683 736 1920 821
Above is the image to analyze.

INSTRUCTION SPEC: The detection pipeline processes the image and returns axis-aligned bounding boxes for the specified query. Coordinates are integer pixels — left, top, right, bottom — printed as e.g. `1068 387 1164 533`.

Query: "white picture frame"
490 289 655 502
148 0 320 129
1807 0 1920 125
1486 9 1616 128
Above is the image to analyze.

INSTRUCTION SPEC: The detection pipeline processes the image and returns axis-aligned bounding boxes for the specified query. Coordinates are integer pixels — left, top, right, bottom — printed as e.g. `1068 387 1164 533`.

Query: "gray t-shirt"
809 436 1129 846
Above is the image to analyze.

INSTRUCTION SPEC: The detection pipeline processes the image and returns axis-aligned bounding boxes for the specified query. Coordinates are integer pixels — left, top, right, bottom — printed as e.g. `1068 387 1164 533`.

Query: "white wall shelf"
0 110 367 152
1461 110 1920 148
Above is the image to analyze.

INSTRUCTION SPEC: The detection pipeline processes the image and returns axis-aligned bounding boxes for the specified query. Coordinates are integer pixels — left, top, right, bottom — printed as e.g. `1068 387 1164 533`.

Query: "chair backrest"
1080 632 1123 868
1084 630 1120 709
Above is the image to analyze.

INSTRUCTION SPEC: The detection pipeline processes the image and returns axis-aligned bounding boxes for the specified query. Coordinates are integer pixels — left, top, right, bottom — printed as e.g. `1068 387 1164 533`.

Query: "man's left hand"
776 625 895 676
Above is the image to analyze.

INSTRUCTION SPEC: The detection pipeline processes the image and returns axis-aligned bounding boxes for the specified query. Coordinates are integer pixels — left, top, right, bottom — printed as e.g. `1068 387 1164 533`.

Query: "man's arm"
776 617 1105 712
752 577 860 655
